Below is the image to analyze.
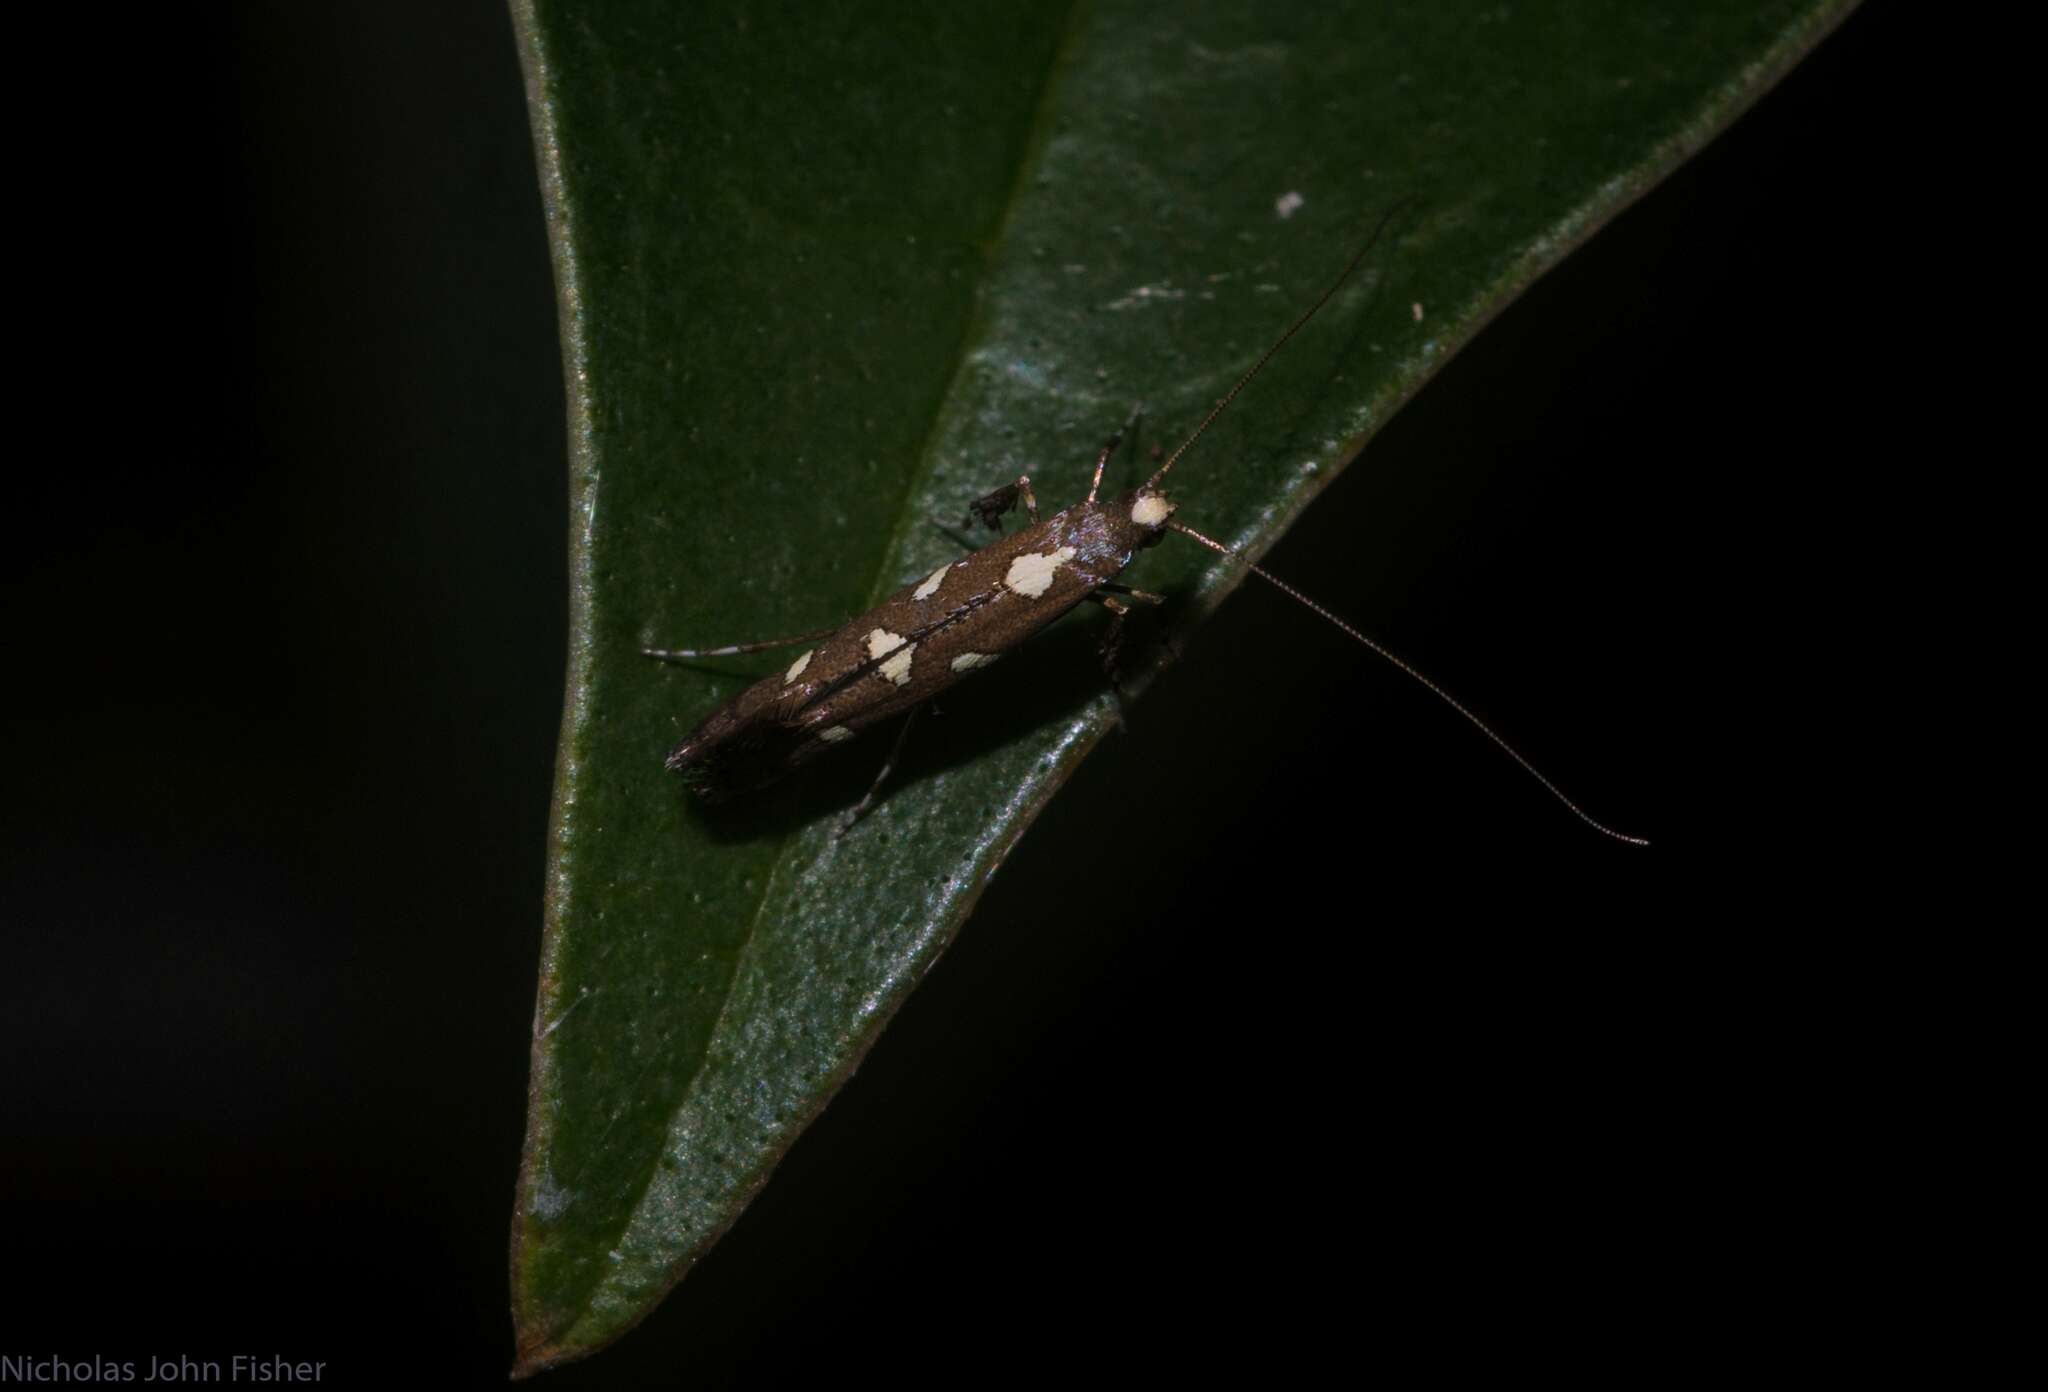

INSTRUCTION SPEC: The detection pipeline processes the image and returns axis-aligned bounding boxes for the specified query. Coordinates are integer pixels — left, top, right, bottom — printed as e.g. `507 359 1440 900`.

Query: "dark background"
7 5 1922 1385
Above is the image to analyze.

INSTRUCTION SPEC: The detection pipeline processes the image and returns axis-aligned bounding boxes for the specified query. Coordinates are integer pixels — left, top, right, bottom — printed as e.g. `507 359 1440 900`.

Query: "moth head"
1130 490 1176 532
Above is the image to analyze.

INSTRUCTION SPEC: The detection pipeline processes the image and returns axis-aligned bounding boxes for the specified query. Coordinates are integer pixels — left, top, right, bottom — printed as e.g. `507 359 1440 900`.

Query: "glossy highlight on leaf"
507 0 1857 1373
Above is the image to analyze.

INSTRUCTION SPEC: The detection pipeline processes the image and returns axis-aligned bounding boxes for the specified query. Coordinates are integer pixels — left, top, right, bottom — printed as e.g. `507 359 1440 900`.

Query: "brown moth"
654 471 1171 806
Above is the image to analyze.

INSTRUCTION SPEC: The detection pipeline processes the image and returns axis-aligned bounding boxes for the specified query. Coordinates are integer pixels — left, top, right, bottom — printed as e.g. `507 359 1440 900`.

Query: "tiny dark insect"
646 213 1645 845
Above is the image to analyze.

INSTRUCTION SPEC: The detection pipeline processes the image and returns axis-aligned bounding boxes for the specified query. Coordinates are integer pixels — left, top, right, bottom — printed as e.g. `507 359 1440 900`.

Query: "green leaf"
509 0 1855 1373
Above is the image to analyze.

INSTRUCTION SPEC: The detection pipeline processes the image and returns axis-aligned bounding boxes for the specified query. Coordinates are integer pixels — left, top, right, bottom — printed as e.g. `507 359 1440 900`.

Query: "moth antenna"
1166 519 1649 846
1147 200 1411 491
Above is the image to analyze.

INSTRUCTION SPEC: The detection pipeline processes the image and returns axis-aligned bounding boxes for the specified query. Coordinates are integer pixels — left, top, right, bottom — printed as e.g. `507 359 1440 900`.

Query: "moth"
646 216 1644 845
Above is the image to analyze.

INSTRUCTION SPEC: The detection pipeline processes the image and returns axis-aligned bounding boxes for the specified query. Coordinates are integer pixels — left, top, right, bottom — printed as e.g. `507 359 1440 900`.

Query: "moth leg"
964 474 1038 531
1095 583 1181 664
644 623 843 662
836 705 923 837
1088 593 1134 731
1086 402 1146 501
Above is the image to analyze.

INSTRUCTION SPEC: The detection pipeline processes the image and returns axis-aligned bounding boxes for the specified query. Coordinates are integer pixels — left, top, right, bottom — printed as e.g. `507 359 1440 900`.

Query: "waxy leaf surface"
509 0 1856 1372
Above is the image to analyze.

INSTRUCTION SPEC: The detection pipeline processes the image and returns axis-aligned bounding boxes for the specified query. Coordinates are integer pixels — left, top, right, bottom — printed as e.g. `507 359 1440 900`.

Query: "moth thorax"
1131 490 1176 530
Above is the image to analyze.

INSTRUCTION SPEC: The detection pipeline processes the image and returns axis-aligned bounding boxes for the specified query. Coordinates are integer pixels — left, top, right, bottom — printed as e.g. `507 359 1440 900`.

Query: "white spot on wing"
1275 190 1305 219
951 652 998 673
784 649 812 683
1003 546 1077 599
819 725 853 744
913 566 947 601
866 628 916 686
